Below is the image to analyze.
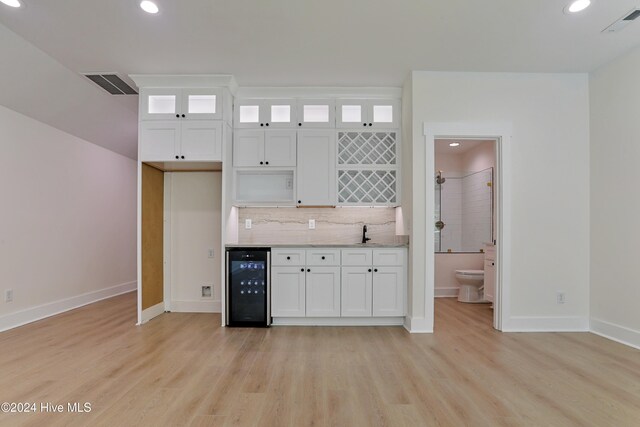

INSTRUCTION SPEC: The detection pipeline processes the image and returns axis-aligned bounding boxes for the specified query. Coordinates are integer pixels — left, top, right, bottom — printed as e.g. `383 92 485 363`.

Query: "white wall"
405 71 590 332
169 172 222 312
589 46 640 349
0 105 137 331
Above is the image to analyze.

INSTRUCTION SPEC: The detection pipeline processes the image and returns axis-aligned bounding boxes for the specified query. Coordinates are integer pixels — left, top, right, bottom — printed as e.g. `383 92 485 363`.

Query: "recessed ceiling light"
0 0 22 8
565 0 591 14
140 1 159 14
449 142 460 147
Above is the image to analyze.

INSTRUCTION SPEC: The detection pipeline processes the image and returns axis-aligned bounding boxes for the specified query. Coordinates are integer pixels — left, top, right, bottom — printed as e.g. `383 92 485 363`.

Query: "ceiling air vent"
602 8 640 33
84 73 138 95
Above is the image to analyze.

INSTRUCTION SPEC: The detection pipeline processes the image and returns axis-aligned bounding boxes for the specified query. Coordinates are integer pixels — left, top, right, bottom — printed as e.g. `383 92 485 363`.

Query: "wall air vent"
84 73 138 95
602 8 640 33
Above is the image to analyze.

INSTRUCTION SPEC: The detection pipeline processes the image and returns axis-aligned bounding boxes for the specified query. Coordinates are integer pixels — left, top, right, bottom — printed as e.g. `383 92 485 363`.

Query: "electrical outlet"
208 248 214 258
286 177 293 189
245 219 252 229
556 291 566 304
5 289 13 303
202 286 212 298
309 219 316 230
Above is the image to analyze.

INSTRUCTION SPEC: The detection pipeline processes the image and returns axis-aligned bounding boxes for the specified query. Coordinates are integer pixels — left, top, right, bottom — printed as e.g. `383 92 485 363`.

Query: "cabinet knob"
260 123 264 127
301 268 304 272
321 256 325 260
369 123 373 127
260 161 264 165
181 155 185 159
287 256 291 260
368 269 372 272
175 114 180 118
298 123 302 126
492 262 495 266
298 200 301 204
307 269 310 272
363 123 367 127
175 155 179 159
182 114 186 118
265 123 270 127
374 268 378 272
265 161 269 165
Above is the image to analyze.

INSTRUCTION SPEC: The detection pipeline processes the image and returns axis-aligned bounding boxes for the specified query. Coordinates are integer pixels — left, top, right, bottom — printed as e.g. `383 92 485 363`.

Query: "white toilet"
455 270 486 303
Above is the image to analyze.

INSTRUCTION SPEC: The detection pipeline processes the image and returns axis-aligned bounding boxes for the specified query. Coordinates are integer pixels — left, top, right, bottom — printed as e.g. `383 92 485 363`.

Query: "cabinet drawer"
341 249 373 266
306 249 340 266
372 249 405 266
272 249 306 266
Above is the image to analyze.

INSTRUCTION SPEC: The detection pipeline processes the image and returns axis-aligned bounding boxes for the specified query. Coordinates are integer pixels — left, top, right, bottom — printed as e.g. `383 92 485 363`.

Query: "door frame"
424 122 512 331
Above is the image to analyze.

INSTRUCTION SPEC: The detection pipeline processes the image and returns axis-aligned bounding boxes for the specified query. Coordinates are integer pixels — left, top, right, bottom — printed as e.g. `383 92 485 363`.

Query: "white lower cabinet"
372 266 404 316
271 266 305 317
271 247 406 322
341 267 372 316
305 267 341 317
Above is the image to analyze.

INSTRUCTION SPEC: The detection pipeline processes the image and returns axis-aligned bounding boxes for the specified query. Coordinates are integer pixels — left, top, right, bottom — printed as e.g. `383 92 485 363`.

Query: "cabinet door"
336 99 368 129
369 99 400 128
140 121 180 161
180 121 222 161
271 267 305 317
341 267 372 317
139 88 181 121
484 260 495 303
305 267 341 317
297 130 336 206
181 88 222 120
264 130 297 167
234 99 265 129
233 130 265 167
266 99 296 128
372 266 404 316
296 99 335 128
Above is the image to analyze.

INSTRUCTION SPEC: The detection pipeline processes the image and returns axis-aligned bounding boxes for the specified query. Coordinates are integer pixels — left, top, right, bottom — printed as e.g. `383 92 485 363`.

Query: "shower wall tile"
237 207 401 245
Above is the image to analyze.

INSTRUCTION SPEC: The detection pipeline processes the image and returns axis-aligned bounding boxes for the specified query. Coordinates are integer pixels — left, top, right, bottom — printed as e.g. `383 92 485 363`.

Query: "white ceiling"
435 139 494 155
1 0 639 158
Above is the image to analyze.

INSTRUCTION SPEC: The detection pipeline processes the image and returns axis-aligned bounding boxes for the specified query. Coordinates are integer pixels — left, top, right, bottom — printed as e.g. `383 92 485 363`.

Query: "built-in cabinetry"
271 247 406 324
232 94 401 207
484 244 496 303
139 87 226 162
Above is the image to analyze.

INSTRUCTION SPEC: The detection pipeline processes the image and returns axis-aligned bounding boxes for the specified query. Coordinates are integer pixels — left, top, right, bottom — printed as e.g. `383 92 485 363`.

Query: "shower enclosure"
434 168 493 253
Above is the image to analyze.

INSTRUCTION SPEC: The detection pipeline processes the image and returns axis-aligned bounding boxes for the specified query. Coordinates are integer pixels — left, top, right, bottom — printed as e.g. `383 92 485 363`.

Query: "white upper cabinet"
140 88 222 121
296 130 336 206
234 99 297 129
295 99 335 128
336 99 400 129
140 120 222 162
233 129 296 167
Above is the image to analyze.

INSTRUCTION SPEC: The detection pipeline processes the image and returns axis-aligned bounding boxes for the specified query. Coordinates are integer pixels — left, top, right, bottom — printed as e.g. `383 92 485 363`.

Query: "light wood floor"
1 294 640 427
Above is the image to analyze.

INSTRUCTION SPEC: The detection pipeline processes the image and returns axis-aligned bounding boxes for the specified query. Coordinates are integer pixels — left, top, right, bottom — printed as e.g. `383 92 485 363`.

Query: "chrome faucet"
362 225 371 244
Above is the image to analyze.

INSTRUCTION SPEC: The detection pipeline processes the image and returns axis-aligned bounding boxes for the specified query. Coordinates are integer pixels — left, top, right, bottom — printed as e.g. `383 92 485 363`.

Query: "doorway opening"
434 138 497 330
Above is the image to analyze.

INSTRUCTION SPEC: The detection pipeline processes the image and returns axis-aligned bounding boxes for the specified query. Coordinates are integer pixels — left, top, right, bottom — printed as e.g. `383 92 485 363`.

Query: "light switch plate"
309 219 316 230
245 219 252 229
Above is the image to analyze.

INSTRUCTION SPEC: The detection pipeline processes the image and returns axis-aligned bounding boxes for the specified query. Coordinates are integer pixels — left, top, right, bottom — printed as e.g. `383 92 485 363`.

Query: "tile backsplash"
238 207 403 245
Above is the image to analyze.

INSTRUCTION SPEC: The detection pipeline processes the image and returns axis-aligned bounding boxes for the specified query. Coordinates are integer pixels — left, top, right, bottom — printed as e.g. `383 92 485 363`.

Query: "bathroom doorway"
433 138 497 330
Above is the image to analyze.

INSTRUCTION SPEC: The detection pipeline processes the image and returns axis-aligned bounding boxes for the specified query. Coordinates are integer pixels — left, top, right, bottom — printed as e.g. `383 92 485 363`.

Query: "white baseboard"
140 302 165 324
435 287 459 298
0 281 136 333
590 318 640 350
503 315 589 332
272 317 405 326
404 315 433 333
170 300 221 313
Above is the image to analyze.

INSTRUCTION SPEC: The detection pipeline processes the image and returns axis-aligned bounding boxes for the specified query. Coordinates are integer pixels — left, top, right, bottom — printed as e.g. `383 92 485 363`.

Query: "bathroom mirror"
434 167 494 253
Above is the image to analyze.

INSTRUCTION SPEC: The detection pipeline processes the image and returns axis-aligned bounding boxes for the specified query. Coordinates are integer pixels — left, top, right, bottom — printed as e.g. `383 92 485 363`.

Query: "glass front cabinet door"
140 88 222 121
336 99 400 129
